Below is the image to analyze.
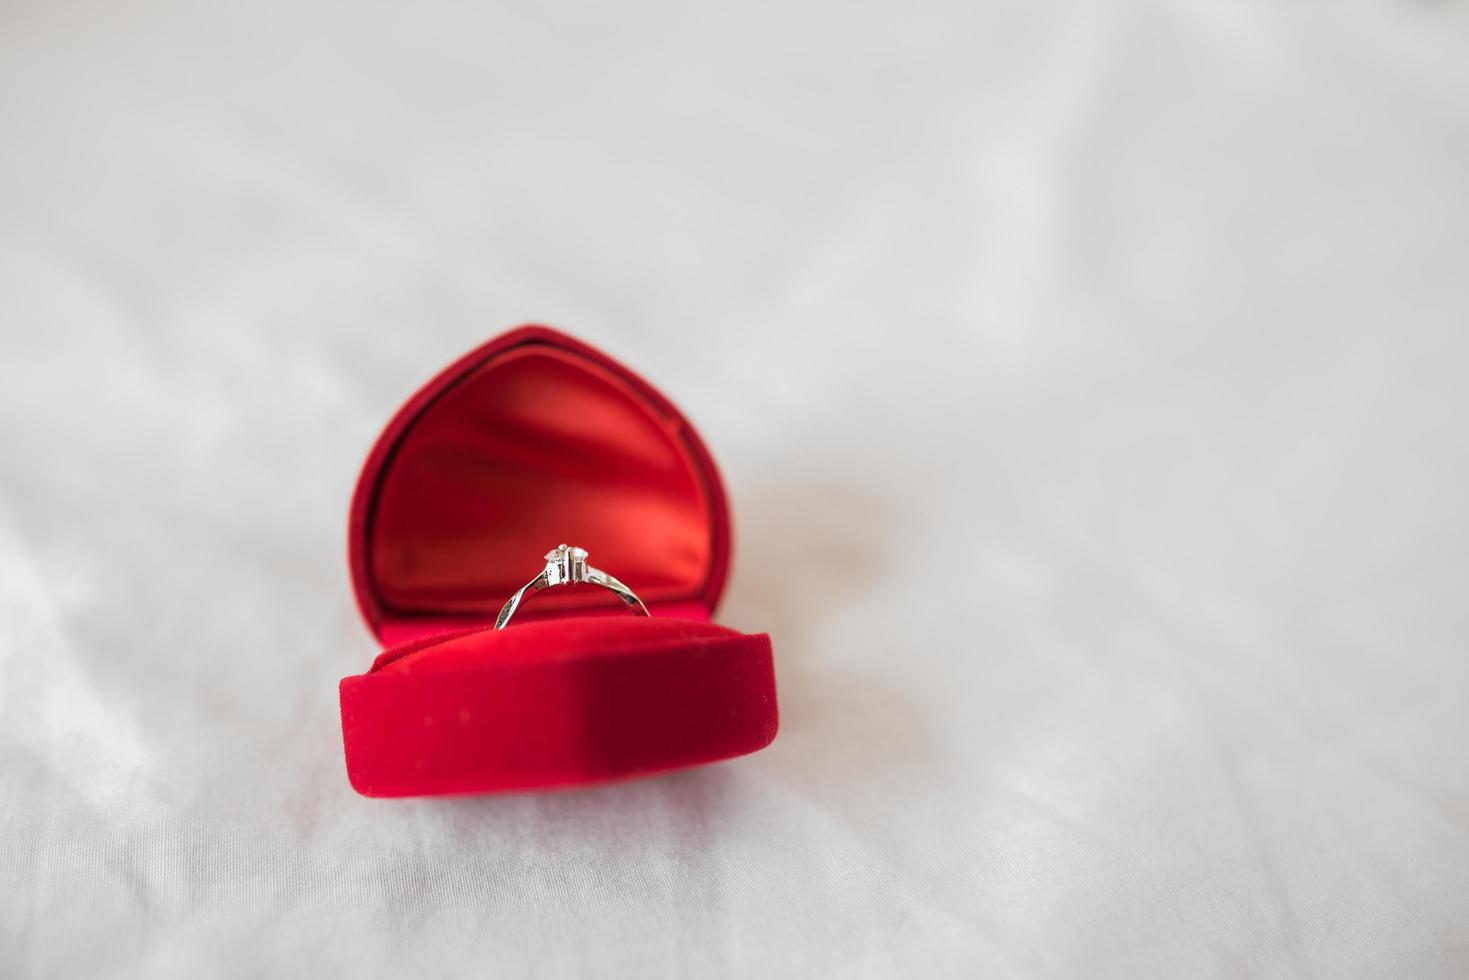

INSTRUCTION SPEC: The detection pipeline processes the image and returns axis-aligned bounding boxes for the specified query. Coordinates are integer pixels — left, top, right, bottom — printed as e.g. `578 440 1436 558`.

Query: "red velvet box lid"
340 326 778 797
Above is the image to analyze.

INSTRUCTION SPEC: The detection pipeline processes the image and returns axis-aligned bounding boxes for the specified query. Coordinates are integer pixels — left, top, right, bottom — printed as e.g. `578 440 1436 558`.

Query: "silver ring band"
494 544 650 630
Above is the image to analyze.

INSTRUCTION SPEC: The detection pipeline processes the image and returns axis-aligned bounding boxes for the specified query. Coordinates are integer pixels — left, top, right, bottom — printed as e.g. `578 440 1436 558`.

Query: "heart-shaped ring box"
340 326 779 796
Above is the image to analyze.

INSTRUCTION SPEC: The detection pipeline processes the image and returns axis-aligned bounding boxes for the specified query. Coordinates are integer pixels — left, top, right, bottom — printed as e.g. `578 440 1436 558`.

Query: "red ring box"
340 325 779 796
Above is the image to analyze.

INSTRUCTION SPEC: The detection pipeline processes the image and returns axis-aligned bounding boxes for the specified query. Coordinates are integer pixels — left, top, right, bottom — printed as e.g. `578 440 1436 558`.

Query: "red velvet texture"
341 326 777 796
341 619 777 796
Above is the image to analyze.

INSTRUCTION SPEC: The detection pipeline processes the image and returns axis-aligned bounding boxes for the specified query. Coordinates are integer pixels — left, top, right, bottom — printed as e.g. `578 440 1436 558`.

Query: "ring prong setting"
544 543 590 586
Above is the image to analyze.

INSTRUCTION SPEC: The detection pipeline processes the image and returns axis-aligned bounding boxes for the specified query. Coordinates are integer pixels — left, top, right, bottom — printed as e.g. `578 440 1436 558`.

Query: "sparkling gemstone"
544 544 589 585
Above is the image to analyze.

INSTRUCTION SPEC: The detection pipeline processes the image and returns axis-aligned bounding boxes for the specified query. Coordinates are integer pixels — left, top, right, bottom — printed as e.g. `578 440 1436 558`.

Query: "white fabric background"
2 1 1467 977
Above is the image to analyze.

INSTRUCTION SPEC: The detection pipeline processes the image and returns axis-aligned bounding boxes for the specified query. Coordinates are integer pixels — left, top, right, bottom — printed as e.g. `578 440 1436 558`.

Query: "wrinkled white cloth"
2 2 1468 977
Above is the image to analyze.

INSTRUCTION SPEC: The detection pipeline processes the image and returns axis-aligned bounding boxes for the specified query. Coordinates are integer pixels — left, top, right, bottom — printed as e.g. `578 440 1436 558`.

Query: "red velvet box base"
341 618 776 796
341 326 778 797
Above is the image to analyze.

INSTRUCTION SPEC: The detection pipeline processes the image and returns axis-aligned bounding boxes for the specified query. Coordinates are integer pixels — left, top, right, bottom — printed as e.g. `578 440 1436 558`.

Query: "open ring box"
340 326 779 796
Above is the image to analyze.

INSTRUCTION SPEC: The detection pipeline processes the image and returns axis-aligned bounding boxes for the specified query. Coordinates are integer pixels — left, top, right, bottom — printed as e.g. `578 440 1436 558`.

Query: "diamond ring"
493 544 651 630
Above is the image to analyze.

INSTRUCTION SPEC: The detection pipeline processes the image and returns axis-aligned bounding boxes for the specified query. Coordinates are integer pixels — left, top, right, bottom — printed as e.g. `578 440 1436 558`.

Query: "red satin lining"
367 344 713 622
